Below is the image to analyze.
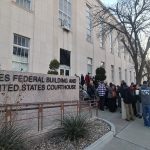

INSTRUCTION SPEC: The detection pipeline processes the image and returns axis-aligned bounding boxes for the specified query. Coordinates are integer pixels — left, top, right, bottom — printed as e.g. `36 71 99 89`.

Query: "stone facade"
0 70 79 104
0 0 135 85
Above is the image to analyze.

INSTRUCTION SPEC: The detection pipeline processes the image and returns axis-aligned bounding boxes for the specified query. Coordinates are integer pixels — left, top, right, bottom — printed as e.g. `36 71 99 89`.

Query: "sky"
101 0 118 6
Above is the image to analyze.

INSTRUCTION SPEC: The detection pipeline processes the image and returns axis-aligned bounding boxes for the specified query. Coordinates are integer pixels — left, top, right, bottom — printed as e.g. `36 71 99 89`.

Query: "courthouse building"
0 0 135 85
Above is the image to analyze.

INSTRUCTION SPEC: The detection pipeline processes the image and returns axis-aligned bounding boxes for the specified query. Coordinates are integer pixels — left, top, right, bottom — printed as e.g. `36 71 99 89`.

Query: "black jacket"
124 87 134 104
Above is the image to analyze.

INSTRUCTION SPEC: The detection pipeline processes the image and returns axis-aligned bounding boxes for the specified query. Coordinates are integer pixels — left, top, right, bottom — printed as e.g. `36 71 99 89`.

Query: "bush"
95 67 106 82
48 59 60 75
58 115 90 142
0 123 27 150
49 59 60 70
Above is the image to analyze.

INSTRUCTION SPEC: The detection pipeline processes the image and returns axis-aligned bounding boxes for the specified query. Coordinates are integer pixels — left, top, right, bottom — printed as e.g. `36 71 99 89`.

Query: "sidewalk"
97 109 150 150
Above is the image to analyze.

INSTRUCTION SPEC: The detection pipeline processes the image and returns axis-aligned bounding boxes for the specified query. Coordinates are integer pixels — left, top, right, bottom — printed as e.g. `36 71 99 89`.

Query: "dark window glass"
18 48 21 56
22 38 25 47
65 70 69 76
24 49 28 57
14 35 17 44
60 69 64 75
21 48 25 57
25 39 29 47
60 49 70 67
13 47 18 55
18 36 21 46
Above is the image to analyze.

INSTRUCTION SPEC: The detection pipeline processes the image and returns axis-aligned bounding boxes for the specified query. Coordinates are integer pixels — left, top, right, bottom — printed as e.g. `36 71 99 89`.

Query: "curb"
85 117 116 150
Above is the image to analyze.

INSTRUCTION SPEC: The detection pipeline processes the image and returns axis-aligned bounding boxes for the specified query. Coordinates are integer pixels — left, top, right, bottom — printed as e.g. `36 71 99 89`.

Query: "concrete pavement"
96 109 150 150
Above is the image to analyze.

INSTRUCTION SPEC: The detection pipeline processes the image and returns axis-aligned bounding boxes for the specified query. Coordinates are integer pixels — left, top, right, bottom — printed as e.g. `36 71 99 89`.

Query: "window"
12 34 30 72
60 49 70 67
118 39 121 57
59 0 72 29
87 57 92 75
119 67 122 82
109 30 113 54
134 72 136 83
16 0 31 10
99 20 104 48
129 55 132 63
60 69 64 75
125 69 127 82
60 68 70 76
130 71 132 83
100 61 105 68
86 5 92 42
124 48 127 60
111 65 114 82
60 48 71 76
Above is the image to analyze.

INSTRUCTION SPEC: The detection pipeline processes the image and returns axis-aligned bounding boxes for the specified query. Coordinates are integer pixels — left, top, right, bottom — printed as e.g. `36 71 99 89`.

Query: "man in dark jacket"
124 85 134 121
140 81 150 126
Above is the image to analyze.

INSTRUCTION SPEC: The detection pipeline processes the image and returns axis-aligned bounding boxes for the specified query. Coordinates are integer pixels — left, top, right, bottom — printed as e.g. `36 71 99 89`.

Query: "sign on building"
0 70 79 104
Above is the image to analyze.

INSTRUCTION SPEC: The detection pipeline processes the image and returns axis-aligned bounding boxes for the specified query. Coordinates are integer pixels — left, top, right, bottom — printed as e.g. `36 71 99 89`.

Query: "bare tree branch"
93 0 150 83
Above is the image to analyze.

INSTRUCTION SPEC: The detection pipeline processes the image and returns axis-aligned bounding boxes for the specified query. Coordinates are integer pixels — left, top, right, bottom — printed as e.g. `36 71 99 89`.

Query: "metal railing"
0 100 99 132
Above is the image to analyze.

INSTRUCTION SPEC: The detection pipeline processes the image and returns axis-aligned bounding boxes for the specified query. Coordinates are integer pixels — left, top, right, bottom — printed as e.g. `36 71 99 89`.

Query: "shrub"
0 123 27 150
59 115 90 142
48 59 60 75
95 67 106 82
49 59 60 70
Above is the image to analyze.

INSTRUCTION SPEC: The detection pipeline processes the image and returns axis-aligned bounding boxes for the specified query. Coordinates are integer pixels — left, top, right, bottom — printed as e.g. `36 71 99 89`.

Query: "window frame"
130 71 132 83
119 67 122 82
16 0 32 11
87 57 92 75
111 65 114 82
117 38 121 57
86 4 93 43
125 69 127 82
59 0 72 30
110 30 114 54
12 34 30 72
99 20 104 48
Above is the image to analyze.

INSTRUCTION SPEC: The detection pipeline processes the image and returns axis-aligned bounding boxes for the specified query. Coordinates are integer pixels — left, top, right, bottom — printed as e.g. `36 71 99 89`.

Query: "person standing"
80 74 85 89
85 73 90 88
97 81 106 111
124 85 134 121
120 81 128 119
132 84 138 117
116 85 121 112
140 81 150 127
109 85 117 112
107 83 113 111
135 84 142 118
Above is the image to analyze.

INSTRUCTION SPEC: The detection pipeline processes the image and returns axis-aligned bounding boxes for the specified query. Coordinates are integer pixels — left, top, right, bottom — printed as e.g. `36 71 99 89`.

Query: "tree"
48 59 60 75
93 0 150 84
143 58 150 83
95 67 106 83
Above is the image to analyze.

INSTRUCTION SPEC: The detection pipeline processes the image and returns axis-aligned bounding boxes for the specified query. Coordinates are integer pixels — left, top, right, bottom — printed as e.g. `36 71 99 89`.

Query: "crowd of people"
79 73 146 122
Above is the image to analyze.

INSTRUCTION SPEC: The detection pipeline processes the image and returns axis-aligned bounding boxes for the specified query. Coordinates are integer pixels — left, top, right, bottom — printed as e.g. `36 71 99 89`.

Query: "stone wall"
0 70 79 104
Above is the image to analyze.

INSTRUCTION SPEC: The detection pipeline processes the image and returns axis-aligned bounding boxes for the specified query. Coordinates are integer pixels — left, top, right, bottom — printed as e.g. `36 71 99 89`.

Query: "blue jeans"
142 105 150 127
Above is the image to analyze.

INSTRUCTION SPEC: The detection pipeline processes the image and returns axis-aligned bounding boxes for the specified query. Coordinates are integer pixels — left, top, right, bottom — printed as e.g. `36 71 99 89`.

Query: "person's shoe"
138 115 142 119
100 109 104 111
125 119 130 121
135 114 139 117
130 118 135 121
